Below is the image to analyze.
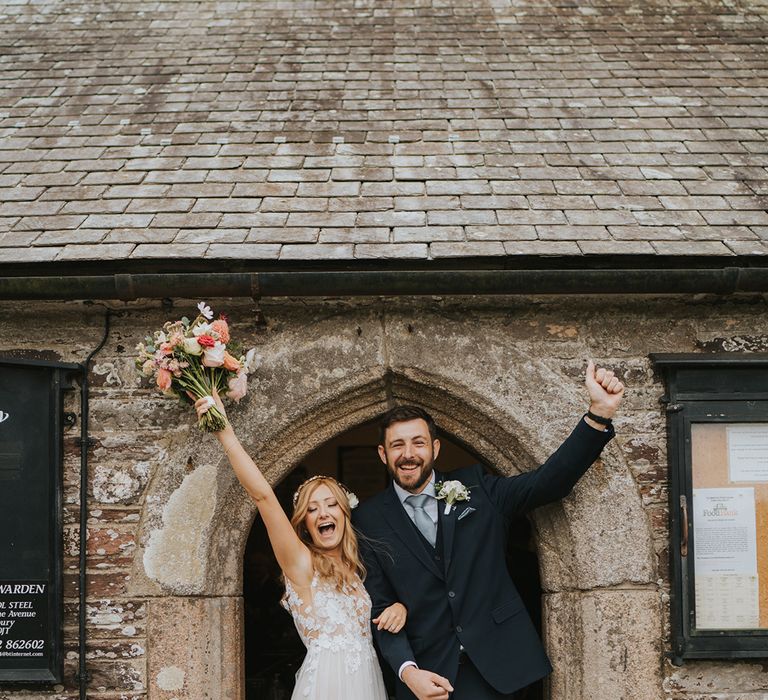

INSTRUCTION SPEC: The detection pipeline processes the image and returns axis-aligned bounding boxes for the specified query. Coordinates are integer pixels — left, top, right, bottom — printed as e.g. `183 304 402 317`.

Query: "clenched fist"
584 360 624 425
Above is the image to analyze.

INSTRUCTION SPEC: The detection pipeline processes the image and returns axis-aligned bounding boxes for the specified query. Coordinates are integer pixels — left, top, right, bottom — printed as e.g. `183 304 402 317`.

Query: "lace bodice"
282 572 373 675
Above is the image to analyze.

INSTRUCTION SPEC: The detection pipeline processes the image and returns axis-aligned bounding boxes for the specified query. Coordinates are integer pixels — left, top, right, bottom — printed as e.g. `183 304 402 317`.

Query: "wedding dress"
282 572 388 700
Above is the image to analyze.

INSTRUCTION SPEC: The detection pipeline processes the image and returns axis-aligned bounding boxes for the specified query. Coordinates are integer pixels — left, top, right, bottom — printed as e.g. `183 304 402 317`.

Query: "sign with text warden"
0 359 75 683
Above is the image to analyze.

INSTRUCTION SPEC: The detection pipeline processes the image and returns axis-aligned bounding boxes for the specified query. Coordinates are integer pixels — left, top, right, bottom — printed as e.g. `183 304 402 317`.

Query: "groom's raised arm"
482 417 613 518
482 361 624 519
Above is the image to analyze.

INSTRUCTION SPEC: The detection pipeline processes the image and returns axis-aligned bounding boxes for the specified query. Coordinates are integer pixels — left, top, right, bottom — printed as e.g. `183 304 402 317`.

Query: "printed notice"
0 582 48 662
728 424 768 482
693 488 760 629
695 574 760 629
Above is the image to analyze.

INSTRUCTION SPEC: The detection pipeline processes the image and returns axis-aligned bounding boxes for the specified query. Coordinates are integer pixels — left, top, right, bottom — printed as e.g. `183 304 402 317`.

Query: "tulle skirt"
291 643 388 700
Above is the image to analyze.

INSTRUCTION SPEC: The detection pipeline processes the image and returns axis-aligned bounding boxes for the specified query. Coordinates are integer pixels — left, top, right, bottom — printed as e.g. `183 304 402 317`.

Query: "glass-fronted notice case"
652 354 768 662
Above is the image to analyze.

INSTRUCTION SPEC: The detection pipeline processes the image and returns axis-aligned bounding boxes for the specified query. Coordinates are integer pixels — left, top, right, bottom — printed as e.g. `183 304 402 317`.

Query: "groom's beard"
390 454 434 493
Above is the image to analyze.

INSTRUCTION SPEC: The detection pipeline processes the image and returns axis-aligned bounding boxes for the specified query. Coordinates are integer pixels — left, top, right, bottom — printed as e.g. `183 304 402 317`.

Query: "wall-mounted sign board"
0 359 78 684
651 353 768 663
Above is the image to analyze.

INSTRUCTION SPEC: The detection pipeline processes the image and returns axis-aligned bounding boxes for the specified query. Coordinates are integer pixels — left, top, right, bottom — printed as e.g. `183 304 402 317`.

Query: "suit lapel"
380 485 444 580
437 472 457 571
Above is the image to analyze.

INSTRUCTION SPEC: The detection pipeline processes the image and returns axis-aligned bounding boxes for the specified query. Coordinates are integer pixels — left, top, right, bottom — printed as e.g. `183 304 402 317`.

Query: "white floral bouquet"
136 302 257 432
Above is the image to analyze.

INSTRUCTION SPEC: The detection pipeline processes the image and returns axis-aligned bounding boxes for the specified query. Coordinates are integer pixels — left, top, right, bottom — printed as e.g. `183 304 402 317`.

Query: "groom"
354 361 624 700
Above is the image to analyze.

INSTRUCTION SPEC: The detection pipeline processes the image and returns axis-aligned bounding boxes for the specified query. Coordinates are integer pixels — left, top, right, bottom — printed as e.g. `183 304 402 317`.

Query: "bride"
194 391 402 700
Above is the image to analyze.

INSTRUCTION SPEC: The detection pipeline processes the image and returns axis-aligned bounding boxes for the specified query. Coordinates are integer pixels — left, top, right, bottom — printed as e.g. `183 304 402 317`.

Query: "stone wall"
1 293 768 700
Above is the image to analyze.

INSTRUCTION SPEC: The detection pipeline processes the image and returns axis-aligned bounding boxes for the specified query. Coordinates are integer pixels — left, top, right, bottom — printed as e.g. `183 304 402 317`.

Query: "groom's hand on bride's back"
401 666 453 700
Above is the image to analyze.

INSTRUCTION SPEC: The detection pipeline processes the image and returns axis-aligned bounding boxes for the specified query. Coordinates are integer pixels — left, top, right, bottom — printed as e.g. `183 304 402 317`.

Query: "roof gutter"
0 267 766 300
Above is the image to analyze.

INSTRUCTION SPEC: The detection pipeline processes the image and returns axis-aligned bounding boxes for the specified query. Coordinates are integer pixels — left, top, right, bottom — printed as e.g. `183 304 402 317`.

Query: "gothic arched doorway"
242 417 544 700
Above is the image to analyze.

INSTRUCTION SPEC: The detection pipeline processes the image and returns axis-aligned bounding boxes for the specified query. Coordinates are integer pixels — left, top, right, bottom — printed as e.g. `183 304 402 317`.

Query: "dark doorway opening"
243 419 544 700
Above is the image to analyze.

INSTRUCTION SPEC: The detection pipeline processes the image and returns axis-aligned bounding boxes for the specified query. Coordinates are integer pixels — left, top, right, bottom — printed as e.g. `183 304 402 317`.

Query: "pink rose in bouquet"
196 335 216 348
156 368 173 392
202 343 226 368
227 371 248 402
136 301 257 432
222 352 241 372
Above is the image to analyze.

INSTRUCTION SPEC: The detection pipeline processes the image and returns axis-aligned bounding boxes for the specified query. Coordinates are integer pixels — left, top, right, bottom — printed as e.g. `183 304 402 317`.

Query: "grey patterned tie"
406 494 437 547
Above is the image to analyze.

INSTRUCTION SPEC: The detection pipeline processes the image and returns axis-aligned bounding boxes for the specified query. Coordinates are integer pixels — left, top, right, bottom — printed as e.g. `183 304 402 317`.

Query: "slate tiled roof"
0 0 767 264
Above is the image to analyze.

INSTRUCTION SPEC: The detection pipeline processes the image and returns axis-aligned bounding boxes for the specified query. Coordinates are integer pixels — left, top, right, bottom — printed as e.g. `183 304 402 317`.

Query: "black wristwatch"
585 410 612 426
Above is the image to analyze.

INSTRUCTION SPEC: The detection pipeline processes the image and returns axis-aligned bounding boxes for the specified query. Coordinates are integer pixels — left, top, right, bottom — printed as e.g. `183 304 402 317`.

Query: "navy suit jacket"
353 418 614 698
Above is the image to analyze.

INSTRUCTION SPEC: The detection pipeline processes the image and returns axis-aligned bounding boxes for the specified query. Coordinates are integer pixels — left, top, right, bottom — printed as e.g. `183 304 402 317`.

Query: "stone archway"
135 360 660 700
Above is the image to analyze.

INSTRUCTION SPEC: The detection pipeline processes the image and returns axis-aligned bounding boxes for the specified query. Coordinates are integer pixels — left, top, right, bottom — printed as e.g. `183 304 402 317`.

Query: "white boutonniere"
435 480 471 515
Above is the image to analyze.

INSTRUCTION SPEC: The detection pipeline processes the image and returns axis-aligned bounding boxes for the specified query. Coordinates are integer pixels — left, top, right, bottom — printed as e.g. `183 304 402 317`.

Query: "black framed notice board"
0 358 77 684
652 353 768 663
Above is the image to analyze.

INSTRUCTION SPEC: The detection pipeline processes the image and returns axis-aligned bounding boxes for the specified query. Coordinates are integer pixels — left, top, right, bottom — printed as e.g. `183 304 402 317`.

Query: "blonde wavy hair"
290 477 366 590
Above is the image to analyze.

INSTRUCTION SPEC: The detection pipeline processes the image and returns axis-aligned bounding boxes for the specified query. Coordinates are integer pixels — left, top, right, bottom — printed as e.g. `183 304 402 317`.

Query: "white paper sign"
695 574 760 629
693 487 760 629
728 424 768 482
693 487 757 575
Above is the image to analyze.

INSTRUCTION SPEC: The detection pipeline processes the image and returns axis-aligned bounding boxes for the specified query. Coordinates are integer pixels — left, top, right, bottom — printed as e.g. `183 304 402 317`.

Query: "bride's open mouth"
318 522 336 537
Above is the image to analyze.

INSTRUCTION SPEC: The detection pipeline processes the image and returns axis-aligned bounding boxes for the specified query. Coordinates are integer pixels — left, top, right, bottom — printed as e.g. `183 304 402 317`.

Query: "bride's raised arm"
195 390 313 587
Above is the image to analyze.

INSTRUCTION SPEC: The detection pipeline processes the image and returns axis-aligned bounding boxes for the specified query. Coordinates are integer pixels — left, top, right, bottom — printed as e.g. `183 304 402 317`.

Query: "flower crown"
292 475 359 510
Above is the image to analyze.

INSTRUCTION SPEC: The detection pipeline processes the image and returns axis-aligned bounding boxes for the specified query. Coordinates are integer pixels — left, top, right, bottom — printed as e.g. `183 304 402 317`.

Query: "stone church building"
1 0 767 699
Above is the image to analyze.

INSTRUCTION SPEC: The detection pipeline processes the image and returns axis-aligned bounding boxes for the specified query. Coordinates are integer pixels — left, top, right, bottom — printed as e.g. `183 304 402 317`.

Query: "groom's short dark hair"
378 405 438 445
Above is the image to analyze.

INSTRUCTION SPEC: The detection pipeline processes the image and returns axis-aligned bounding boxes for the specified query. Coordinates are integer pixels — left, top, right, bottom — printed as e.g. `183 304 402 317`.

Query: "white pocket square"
457 507 476 521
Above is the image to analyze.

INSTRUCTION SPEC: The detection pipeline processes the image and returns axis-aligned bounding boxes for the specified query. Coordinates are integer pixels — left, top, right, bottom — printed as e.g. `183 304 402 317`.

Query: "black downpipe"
79 310 111 700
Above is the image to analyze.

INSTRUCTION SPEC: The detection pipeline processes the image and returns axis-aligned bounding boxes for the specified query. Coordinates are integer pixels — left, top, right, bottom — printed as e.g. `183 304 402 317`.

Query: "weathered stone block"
147 597 243 700
545 589 662 700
